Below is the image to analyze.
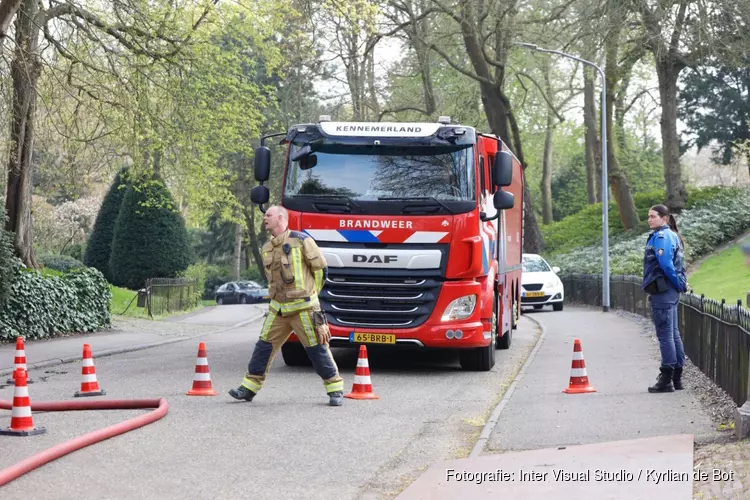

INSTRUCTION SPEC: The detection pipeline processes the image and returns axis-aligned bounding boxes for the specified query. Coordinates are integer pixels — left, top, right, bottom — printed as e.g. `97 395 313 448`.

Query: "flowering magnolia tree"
33 196 102 254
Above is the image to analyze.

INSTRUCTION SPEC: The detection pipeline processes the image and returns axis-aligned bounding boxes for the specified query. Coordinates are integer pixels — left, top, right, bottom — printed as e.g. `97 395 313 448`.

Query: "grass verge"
109 285 211 319
688 239 750 305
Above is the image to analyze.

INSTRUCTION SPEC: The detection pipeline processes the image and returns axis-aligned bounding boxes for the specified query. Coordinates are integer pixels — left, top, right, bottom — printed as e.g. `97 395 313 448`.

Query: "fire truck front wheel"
281 342 312 367
459 336 496 371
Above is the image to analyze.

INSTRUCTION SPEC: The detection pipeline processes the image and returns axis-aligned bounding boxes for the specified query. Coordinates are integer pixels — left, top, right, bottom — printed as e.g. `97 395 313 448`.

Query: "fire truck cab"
250 116 524 371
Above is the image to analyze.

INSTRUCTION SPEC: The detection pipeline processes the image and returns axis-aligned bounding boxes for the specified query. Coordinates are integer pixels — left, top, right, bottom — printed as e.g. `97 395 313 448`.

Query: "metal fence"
560 273 750 407
143 278 200 317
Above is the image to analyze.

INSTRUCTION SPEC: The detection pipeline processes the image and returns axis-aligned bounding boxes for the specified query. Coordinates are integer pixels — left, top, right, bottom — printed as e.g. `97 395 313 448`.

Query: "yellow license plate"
525 291 545 297
351 332 396 344
263 295 269 299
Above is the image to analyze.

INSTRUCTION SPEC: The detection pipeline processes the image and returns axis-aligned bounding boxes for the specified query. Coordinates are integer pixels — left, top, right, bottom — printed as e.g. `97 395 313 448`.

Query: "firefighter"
641 204 688 393
229 205 345 406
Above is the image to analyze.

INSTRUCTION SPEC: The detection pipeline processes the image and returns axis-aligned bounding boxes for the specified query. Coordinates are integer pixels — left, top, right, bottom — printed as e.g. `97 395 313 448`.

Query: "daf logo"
442 219 449 227
353 254 397 264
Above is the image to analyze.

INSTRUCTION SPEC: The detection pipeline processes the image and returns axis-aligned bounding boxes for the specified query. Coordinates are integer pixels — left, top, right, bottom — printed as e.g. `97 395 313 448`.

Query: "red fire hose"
0 398 168 487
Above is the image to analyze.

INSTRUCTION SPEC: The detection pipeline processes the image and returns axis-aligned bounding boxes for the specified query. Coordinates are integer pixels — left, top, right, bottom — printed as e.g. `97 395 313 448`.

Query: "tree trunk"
153 149 161 177
615 69 631 153
450 0 543 252
244 204 266 283
604 16 640 231
406 1 436 116
232 223 242 281
583 67 600 204
656 60 689 212
415 2 435 115
0 0 22 39
4 0 40 268
366 50 380 119
541 108 554 224
506 103 544 253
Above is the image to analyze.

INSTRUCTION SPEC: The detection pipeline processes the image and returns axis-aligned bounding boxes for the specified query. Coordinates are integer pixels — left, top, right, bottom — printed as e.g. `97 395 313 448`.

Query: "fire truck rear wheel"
496 292 512 350
281 342 312 367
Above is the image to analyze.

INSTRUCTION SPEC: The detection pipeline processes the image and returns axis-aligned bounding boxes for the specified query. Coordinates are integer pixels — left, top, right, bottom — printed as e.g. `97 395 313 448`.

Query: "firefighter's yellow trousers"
240 307 344 394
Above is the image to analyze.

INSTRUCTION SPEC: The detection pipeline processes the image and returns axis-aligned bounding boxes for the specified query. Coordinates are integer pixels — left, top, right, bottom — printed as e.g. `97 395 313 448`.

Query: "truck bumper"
323 320 489 349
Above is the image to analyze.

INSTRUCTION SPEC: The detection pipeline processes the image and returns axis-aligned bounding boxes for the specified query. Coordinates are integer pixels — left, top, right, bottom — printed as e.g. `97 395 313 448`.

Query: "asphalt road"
0 307 540 499
162 302 267 326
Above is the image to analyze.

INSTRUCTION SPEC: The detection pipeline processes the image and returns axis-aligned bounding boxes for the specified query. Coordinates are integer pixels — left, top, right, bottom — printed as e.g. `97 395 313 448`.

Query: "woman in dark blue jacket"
641 204 688 393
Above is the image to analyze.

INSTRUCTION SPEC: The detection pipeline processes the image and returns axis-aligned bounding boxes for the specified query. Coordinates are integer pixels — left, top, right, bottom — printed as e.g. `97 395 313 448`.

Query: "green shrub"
109 175 193 290
540 186 737 257
551 187 750 275
84 168 129 281
0 226 20 304
65 243 85 262
38 253 85 273
0 266 111 342
179 263 208 305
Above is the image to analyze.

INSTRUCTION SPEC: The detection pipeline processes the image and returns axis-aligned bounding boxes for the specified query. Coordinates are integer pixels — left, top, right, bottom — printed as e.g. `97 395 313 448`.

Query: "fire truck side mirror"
254 146 271 182
493 190 514 210
492 151 513 187
251 185 270 206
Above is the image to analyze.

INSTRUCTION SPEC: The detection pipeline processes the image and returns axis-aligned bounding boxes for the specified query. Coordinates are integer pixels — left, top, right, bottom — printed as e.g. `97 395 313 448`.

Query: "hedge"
547 187 750 274
84 167 129 281
540 186 733 258
109 175 192 290
38 253 85 273
0 227 17 304
0 266 112 342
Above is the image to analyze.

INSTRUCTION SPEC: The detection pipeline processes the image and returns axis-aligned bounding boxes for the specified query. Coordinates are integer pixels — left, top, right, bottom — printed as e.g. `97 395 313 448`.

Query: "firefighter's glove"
312 310 330 345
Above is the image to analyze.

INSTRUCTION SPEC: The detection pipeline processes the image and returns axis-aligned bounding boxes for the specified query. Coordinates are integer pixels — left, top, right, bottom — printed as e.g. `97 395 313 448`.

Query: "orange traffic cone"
563 339 596 394
6 337 34 384
187 342 217 396
345 345 379 400
74 344 106 397
0 368 46 436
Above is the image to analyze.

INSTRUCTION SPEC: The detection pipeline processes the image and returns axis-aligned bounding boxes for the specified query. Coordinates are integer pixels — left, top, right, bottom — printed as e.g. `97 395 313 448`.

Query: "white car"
520 254 564 311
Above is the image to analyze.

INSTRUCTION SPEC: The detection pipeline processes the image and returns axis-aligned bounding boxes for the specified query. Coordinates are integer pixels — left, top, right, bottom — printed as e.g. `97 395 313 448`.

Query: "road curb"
0 310 267 378
469 313 548 458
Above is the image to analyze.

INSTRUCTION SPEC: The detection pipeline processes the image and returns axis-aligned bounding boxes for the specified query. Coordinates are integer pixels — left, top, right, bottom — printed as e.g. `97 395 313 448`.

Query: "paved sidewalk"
0 305 265 378
398 434 694 499
485 307 721 452
398 306 730 499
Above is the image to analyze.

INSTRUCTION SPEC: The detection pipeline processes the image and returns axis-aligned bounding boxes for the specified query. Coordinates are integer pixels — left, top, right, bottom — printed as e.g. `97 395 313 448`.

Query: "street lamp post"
512 42 610 312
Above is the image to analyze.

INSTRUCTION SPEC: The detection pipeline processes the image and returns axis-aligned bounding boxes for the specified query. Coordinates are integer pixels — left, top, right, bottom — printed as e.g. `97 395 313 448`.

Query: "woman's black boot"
673 366 684 390
648 367 675 393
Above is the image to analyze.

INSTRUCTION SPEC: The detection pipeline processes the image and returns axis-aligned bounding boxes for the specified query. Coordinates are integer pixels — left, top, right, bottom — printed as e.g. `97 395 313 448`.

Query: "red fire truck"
250 116 524 371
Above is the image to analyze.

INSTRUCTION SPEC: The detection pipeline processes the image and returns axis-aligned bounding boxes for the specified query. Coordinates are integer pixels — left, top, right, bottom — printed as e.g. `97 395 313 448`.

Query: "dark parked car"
215 281 270 305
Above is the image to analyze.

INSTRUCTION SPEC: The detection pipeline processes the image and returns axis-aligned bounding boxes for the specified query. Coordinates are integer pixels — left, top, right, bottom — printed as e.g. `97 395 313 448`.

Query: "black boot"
228 386 256 401
648 367 675 393
673 367 684 390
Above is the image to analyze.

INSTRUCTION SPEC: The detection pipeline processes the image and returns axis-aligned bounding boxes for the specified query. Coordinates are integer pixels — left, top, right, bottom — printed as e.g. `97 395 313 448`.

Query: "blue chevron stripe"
337 230 381 243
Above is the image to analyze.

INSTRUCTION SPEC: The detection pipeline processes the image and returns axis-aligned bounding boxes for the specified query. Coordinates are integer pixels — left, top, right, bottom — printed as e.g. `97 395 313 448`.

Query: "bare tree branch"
516 71 565 122
377 106 432 121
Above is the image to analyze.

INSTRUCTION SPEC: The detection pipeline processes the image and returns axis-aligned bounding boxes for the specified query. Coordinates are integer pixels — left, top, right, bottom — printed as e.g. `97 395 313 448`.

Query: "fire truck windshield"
284 144 476 204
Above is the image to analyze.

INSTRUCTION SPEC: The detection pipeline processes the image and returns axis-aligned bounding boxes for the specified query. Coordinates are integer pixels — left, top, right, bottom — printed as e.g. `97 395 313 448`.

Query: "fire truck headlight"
441 295 477 321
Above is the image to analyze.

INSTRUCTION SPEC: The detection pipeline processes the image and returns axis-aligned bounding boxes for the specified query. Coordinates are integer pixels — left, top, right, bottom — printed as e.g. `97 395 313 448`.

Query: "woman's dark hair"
650 204 684 247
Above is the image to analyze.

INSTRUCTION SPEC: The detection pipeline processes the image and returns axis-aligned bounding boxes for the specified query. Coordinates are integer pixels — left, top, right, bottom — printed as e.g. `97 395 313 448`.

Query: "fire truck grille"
320 275 441 329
